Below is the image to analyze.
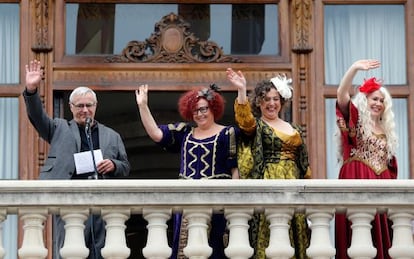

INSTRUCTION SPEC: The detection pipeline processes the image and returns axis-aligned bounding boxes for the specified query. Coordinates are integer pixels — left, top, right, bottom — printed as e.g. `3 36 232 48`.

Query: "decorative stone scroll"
106 12 240 63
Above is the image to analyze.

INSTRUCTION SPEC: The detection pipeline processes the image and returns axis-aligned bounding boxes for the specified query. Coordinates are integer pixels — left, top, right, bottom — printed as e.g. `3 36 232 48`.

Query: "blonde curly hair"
335 86 398 164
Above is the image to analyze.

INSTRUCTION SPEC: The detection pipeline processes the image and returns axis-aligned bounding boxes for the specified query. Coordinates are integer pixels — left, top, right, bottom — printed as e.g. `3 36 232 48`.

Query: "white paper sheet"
73 149 103 174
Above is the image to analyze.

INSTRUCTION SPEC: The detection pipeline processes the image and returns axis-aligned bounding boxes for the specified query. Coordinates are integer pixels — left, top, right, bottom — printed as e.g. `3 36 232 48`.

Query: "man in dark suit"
23 60 130 259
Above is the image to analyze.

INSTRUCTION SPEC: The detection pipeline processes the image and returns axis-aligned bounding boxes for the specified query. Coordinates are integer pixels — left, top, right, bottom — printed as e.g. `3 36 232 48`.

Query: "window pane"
324 5 405 85
325 99 340 179
66 3 279 56
0 98 18 179
0 4 19 84
0 97 19 259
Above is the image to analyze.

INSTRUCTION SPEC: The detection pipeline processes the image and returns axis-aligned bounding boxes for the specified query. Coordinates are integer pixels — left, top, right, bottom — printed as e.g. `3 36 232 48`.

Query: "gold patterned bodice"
347 123 389 175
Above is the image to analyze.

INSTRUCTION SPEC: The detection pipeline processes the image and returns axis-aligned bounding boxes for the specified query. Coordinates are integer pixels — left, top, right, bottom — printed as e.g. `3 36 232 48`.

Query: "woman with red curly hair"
335 59 398 259
135 83 239 259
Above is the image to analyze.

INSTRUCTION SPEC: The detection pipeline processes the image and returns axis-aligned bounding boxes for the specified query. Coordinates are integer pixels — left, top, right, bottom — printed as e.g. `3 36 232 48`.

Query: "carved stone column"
346 208 377 258
183 208 212 258
224 208 254 259
101 209 131 259
142 208 172 259
306 208 336 259
265 208 295 259
0 209 6 259
388 209 414 258
18 209 48 259
59 209 89 259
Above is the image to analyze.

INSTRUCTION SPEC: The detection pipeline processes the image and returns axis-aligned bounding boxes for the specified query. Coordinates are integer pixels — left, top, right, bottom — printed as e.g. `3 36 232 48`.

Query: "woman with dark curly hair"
226 68 312 259
135 84 239 259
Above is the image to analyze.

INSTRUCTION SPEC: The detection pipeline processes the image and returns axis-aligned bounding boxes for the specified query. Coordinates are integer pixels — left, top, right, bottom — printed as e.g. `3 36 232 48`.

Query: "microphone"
85 117 92 133
84 117 98 179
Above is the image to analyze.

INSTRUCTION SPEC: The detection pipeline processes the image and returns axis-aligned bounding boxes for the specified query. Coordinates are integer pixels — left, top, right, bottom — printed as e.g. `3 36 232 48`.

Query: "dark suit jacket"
23 89 130 179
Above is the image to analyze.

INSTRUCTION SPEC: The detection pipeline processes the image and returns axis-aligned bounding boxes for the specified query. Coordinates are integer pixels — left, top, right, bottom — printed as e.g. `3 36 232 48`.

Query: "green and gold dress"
235 100 311 259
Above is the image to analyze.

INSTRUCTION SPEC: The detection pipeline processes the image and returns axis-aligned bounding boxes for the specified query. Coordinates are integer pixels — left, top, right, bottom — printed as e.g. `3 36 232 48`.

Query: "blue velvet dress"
157 122 239 258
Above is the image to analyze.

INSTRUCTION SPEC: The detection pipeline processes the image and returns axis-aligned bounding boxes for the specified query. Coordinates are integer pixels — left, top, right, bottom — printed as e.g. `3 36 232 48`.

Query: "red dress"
335 102 397 259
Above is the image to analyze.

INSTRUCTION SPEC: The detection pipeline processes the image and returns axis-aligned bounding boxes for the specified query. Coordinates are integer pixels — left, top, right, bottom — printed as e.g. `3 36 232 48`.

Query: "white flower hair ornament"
270 74 293 99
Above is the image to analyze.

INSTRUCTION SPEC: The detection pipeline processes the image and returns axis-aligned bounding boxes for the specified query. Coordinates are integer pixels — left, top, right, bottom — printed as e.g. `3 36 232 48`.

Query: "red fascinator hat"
359 77 382 94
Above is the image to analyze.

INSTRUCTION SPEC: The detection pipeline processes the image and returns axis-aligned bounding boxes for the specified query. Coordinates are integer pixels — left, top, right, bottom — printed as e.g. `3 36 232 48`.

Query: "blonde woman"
335 59 398 259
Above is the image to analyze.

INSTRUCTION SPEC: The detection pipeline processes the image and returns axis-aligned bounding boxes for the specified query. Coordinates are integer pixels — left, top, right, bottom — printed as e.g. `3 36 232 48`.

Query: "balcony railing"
1 179 414 259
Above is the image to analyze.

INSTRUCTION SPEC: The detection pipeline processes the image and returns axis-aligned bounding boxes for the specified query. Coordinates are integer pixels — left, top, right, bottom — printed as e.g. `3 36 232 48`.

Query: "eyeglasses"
193 106 209 115
71 102 96 110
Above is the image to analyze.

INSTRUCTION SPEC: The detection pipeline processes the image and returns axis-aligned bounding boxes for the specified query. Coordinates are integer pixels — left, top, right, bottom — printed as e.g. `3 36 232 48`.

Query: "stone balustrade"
0 179 414 259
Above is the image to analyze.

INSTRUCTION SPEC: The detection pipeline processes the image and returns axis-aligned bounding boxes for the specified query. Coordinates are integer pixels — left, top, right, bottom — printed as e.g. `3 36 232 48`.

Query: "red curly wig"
178 88 225 121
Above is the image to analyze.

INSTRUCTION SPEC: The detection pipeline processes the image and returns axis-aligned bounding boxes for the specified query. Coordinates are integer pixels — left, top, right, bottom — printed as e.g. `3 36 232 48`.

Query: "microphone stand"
85 122 99 180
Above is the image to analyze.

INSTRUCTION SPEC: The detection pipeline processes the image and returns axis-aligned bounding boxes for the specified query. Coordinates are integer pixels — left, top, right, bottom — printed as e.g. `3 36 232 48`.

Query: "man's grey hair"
69 86 97 103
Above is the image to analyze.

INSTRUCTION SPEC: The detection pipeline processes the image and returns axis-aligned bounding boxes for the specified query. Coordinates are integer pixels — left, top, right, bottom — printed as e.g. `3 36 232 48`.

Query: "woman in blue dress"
135 83 239 258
